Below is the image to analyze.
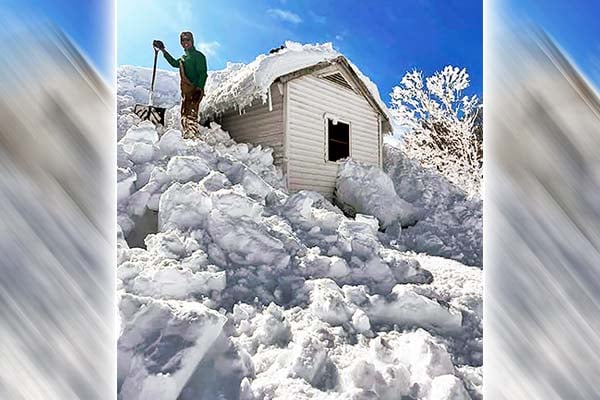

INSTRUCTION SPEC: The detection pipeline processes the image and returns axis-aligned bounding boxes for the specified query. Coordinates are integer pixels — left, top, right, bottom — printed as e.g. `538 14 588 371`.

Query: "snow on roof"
200 41 392 128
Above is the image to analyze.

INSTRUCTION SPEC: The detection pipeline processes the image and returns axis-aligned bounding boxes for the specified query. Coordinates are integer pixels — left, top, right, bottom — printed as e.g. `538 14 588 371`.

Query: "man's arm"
163 51 180 69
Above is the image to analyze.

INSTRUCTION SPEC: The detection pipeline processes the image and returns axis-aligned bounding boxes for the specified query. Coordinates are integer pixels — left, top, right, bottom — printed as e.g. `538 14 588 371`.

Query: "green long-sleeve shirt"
163 47 208 89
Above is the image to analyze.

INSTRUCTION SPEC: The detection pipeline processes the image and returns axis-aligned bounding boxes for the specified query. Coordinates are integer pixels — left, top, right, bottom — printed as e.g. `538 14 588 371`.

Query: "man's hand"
153 40 165 51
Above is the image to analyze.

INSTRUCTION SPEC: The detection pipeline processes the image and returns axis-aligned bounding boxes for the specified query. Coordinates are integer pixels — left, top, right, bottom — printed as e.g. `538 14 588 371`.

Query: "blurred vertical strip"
486 1 600 398
0 21 115 400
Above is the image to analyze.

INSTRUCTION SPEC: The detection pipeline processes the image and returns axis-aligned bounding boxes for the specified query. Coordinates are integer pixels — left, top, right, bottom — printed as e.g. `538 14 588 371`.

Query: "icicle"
267 86 273 112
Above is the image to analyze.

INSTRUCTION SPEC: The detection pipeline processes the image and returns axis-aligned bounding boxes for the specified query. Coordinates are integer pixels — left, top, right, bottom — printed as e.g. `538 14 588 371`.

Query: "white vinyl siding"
286 73 380 198
218 83 285 164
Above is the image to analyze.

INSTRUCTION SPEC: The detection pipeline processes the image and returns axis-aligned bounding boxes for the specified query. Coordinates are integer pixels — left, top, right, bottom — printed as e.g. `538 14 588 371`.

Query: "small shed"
201 42 392 199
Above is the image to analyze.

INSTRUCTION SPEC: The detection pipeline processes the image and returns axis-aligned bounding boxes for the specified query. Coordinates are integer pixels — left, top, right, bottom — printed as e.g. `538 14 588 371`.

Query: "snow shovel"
133 48 166 126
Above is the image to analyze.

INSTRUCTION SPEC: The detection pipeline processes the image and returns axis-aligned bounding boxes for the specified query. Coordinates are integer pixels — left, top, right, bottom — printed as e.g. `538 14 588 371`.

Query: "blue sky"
1 0 112 78
3 1 600 101
117 0 483 104
499 0 600 89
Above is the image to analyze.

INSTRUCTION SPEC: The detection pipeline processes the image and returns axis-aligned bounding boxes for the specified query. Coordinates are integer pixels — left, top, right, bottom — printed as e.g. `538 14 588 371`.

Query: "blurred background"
0 0 599 399
0 1 115 399
486 0 600 398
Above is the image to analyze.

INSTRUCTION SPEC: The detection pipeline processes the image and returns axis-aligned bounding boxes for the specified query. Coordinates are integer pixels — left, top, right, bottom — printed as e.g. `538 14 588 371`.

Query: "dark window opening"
327 119 350 161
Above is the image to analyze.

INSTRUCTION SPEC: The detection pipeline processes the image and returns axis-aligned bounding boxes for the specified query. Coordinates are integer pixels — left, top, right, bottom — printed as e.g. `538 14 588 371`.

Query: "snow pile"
232 299 472 400
116 64 482 400
117 120 285 239
335 158 420 229
384 144 483 267
118 65 181 111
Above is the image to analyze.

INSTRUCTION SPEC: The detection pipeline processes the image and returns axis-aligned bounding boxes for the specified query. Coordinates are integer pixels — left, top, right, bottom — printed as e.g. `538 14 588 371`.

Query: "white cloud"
267 8 302 24
197 41 221 56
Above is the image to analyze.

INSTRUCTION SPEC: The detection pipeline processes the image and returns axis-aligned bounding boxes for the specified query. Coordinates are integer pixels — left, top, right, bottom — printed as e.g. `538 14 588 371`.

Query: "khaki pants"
180 80 203 139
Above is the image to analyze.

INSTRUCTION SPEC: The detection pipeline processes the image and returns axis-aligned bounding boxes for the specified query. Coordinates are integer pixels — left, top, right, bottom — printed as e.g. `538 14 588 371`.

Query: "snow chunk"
351 309 371 333
121 259 226 300
307 279 353 326
368 285 462 334
288 334 337 389
118 294 226 400
166 155 212 183
118 167 137 203
428 374 470 400
336 158 419 228
159 182 212 231
206 207 290 268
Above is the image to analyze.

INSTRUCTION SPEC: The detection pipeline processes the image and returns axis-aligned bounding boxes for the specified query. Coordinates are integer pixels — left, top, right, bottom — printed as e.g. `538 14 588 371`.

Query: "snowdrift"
335 158 420 229
116 60 482 400
384 144 483 267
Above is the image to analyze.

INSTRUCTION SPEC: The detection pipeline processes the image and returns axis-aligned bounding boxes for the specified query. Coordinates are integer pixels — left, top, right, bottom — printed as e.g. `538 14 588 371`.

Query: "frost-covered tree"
390 66 482 197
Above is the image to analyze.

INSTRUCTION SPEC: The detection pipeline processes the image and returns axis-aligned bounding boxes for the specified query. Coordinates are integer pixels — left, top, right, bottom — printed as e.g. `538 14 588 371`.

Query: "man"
153 32 207 138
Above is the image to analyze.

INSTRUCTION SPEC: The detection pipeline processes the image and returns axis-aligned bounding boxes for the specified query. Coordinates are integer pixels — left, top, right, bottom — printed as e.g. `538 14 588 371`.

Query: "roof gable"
277 57 392 132
322 71 355 92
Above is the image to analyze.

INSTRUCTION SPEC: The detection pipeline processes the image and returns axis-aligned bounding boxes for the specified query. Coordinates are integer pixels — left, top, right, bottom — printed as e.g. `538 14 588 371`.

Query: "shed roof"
200 41 392 132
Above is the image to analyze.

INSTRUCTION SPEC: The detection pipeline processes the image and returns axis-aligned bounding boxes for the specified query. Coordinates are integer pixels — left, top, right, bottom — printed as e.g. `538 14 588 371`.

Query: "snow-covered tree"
390 66 482 197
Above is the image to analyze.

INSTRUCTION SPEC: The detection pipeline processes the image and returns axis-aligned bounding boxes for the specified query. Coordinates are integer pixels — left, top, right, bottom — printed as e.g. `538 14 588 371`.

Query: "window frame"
323 113 352 163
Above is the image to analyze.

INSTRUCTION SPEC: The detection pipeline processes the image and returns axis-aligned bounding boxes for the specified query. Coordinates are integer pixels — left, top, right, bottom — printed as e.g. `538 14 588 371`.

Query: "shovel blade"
133 104 166 126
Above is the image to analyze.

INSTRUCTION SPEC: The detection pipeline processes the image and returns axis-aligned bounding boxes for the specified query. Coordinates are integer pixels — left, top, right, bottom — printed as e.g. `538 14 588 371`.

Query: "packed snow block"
156 129 188 158
251 303 292 348
351 309 371 333
117 143 134 169
279 191 344 234
128 167 173 215
367 285 462 334
427 375 470 400
288 334 338 390
166 155 212 183
144 229 189 259
207 209 290 268
367 329 457 398
122 259 226 300
348 359 411 397
158 182 213 231
211 188 264 219
298 248 350 279
119 121 160 164
379 248 434 284
118 167 137 203
335 159 420 228
118 294 227 400
198 170 231 192
455 365 482 399
118 113 141 141
337 218 383 260
307 279 353 326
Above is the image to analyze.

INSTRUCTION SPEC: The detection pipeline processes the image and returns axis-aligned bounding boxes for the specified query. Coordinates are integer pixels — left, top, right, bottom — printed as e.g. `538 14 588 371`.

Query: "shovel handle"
150 48 159 93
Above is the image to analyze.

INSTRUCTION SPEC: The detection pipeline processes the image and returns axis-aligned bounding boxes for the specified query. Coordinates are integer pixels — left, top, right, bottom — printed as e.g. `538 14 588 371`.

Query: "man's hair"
180 31 194 44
